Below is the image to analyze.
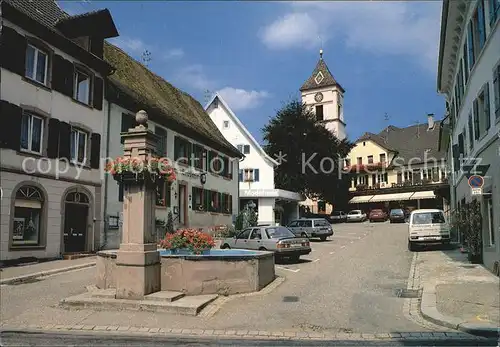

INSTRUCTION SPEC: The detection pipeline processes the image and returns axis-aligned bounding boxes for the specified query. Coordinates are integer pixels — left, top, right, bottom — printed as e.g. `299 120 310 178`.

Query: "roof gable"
300 54 344 92
205 93 278 166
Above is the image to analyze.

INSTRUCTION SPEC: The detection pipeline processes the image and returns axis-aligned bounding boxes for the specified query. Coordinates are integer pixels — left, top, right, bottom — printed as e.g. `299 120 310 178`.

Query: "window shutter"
219 193 224 213
58 121 71 159
237 144 243 152
239 170 243 182
452 144 460 172
473 100 480 139
484 84 491 130
0 101 22 150
90 133 101 169
47 118 60 158
229 194 232 213
52 55 74 98
0 26 26 75
254 169 260 182
93 76 104 110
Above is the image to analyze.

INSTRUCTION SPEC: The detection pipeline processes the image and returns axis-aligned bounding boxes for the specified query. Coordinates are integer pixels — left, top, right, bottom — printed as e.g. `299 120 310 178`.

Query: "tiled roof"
358 122 446 164
300 57 344 92
4 0 69 30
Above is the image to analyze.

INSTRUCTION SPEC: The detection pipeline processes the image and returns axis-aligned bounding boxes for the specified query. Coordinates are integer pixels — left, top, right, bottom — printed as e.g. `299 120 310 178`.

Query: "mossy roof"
104 42 241 158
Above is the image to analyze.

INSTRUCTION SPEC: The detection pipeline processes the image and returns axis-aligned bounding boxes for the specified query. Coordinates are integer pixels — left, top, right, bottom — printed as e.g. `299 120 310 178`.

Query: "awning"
349 195 374 204
409 191 436 200
369 192 414 202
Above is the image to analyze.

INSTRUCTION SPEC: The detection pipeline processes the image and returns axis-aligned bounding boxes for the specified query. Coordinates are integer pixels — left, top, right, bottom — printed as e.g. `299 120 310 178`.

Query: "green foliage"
451 201 482 259
262 100 354 205
247 207 258 227
166 211 174 234
235 212 244 231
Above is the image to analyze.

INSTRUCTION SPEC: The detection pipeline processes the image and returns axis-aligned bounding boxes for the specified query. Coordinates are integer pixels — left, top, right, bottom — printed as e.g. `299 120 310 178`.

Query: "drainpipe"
101 83 114 250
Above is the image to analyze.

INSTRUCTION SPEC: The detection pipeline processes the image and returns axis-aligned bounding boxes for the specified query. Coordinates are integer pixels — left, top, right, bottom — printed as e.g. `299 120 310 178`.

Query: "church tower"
300 49 346 140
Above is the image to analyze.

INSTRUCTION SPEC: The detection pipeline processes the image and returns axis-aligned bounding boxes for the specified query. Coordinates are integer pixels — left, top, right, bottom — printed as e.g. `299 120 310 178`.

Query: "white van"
407 209 450 251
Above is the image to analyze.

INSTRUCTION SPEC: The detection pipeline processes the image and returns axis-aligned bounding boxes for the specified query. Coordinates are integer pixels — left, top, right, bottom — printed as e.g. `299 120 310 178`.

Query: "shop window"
12 186 44 246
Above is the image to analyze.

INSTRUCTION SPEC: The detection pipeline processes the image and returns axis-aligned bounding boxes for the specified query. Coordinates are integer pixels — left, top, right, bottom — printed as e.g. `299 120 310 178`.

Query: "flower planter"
113 171 164 185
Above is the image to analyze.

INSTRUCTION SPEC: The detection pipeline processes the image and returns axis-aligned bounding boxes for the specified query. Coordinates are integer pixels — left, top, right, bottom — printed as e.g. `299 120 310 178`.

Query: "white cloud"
260 1 442 72
164 48 185 60
217 87 270 111
175 64 217 91
109 36 148 54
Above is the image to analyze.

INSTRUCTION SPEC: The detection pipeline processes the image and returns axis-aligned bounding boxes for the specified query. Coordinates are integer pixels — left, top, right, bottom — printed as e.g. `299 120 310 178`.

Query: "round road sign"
468 175 484 188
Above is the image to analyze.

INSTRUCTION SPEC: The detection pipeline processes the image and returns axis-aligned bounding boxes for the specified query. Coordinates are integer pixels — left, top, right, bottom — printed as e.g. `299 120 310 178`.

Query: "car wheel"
408 241 416 252
320 236 327 241
369 219 373 223
221 244 230 249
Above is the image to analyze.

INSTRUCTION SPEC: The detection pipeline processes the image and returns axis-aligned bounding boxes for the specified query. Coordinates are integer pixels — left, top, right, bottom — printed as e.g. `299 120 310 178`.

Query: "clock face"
314 92 324 102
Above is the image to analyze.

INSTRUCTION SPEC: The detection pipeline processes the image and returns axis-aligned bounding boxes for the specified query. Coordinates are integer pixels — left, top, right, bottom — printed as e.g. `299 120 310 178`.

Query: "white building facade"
437 0 500 273
102 45 242 249
205 94 303 226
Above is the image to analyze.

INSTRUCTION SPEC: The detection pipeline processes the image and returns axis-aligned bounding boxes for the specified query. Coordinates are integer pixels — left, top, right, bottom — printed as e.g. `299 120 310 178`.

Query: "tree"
262 100 354 206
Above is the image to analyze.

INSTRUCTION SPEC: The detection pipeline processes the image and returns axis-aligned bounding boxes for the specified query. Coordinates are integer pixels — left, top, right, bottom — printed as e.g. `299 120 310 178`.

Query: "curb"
0 262 96 285
420 283 499 338
0 326 488 342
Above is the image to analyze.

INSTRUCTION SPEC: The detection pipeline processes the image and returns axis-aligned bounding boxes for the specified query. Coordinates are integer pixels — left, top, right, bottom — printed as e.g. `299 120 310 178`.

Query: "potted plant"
158 228 215 255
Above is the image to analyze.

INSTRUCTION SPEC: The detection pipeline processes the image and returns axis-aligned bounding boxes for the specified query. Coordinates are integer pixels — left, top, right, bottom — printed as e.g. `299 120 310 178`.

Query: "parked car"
220 225 311 261
330 211 347 223
407 209 450 251
369 209 388 222
346 210 367 223
287 218 334 241
389 208 406 223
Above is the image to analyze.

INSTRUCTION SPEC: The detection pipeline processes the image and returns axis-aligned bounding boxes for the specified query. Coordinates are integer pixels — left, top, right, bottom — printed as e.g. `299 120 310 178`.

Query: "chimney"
427 113 435 130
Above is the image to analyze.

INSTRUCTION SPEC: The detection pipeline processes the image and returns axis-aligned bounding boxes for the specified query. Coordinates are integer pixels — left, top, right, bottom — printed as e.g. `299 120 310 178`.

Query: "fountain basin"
96 249 275 295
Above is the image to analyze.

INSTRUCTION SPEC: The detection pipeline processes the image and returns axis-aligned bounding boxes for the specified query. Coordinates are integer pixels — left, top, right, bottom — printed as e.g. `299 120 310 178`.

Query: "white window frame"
486 197 495 246
20 112 44 155
25 44 48 85
70 128 88 165
74 69 91 105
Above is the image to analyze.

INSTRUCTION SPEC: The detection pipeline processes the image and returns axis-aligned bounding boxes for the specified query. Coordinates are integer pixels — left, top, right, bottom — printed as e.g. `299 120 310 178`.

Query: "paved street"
1 222 439 335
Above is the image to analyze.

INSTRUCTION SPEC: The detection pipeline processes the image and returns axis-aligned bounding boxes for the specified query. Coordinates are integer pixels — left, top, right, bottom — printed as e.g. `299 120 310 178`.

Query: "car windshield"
411 212 446 224
348 211 360 215
265 226 295 239
314 219 330 227
371 209 383 213
390 209 404 215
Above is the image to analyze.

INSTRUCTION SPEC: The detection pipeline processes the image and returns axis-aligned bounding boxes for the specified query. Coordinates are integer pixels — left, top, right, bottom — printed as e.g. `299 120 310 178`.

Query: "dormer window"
74 68 91 105
25 44 48 85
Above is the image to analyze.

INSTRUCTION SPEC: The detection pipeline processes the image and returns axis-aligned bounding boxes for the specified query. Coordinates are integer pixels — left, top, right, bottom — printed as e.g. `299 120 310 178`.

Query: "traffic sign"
468 175 484 188
471 187 483 196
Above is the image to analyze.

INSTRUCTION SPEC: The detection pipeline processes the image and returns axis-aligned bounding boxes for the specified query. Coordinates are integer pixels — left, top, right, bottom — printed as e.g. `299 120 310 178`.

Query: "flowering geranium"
106 156 176 182
158 228 215 254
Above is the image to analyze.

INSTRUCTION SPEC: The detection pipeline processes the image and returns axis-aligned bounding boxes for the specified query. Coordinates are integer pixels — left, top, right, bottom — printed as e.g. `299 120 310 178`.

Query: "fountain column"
115 110 161 299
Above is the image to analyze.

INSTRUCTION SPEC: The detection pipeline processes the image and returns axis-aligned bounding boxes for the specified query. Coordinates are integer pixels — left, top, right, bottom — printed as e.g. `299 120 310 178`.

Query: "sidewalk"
416 248 499 337
0 257 96 285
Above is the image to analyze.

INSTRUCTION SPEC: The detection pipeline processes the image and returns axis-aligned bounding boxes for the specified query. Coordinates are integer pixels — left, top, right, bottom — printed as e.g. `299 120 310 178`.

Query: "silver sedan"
221 226 311 261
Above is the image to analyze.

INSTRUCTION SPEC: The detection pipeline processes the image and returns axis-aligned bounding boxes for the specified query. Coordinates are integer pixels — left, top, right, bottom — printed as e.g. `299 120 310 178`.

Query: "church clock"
314 92 323 102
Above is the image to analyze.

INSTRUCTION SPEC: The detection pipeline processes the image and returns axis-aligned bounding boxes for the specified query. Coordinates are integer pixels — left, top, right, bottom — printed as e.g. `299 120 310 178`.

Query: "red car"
369 209 388 222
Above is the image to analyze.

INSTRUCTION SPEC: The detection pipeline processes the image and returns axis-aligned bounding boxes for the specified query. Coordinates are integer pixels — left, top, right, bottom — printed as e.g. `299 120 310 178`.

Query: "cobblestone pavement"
0 223 485 342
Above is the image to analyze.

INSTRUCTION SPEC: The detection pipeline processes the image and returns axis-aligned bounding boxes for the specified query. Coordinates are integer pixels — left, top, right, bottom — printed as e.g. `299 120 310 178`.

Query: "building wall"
103 102 239 248
257 197 275 224
442 0 500 272
206 101 275 191
346 140 392 167
0 21 105 260
302 87 345 140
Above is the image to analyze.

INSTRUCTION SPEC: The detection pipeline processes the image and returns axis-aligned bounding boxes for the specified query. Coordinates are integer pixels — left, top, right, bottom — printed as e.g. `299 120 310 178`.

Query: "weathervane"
204 90 212 104
141 49 151 67
318 35 323 59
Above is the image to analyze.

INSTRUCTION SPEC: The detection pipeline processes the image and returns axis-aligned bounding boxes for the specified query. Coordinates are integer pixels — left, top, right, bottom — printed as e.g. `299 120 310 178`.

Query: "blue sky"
59 1 445 144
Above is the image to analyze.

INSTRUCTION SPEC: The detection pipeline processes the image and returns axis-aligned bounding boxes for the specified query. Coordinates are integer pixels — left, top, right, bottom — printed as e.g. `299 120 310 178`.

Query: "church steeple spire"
299 53 344 93
319 48 323 59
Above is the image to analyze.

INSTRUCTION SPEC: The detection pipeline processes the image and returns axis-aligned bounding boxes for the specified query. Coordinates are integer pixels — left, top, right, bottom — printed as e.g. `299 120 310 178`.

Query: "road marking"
341 245 346 249
329 251 335 254
276 266 300 273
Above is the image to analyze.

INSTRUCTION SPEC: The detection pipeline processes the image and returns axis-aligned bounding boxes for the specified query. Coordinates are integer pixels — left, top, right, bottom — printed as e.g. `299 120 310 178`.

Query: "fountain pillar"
115 110 161 299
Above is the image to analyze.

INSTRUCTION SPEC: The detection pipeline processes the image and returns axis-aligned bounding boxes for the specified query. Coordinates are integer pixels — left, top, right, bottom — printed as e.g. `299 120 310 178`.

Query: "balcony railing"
352 177 449 192
344 162 387 173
